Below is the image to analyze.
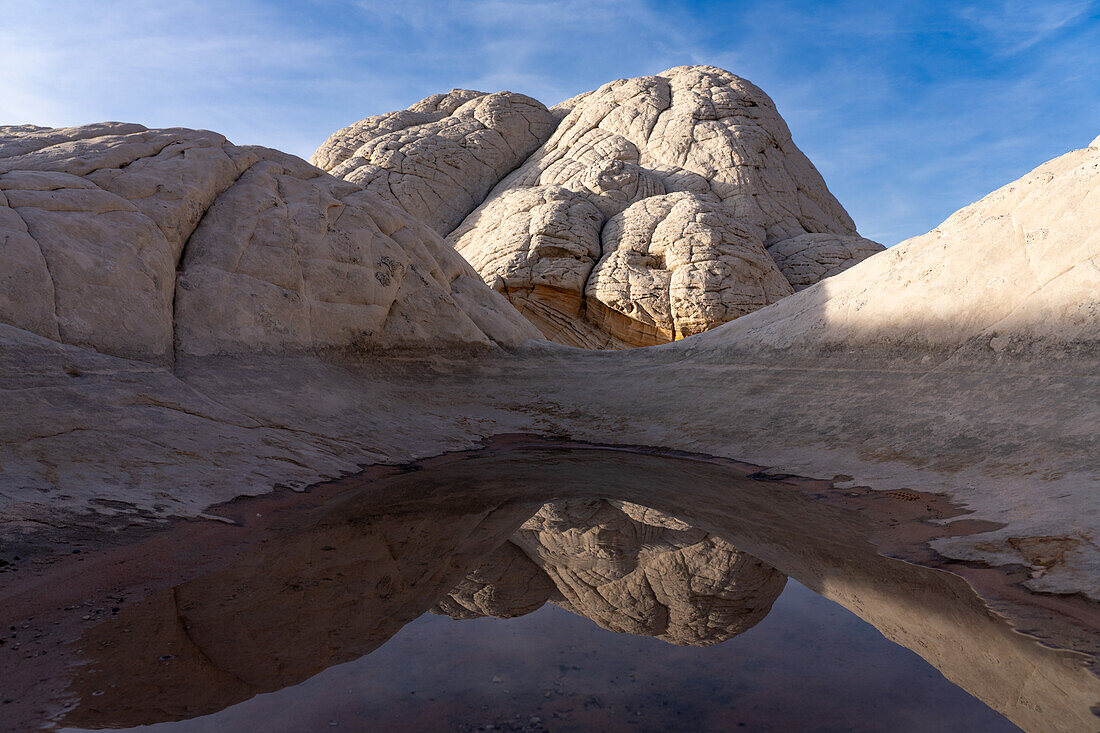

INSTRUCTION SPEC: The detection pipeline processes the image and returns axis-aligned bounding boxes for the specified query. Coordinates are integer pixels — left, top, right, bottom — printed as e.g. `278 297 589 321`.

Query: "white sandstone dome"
317 66 883 348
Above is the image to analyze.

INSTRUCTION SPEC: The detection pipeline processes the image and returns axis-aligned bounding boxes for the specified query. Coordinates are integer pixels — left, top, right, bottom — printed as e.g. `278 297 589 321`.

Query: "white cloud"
958 0 1095 53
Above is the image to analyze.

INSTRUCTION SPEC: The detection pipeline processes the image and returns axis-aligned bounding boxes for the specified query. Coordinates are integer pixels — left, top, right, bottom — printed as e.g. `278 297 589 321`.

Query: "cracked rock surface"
0 123 540 367
314 67 883 348
766 233 886 291
588 192 794 344
311 90 555 236
437 66 883 346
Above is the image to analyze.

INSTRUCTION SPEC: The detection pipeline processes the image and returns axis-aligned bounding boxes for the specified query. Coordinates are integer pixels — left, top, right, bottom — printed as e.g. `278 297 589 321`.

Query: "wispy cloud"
957 0 1095 53
0 1 342 154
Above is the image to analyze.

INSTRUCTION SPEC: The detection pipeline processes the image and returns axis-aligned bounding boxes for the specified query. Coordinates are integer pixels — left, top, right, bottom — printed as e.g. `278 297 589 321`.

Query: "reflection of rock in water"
434 539 557 620
32 450 1100 733
433 499 787 645
60 493 783 728
61 499 541 728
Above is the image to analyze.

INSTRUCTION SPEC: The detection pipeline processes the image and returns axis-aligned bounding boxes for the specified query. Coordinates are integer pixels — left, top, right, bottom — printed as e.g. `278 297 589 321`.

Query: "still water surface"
104 580 1019 732
17 446 1097 732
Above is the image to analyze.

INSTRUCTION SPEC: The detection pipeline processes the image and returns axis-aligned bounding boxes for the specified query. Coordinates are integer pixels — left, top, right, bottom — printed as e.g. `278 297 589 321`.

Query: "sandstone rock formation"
765 232 885 291
443 66 882 347
314 67 882 348
311 90 555 235
434 498 787 645
447 185 613 345
0 123 540 366
587 193 794 343
1 92 1098 733
1 126 1094 584
682 135 1100 372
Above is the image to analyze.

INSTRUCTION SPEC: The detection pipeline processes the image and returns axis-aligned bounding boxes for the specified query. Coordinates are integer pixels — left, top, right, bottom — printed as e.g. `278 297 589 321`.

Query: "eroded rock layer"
0 123 541 366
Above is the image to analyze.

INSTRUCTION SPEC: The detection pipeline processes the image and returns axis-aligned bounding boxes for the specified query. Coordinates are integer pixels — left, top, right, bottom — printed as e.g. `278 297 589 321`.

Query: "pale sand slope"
0 134 1096 609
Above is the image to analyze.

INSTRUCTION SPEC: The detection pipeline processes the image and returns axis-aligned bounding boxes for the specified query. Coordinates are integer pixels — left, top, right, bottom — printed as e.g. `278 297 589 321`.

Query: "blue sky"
2 0 1097 245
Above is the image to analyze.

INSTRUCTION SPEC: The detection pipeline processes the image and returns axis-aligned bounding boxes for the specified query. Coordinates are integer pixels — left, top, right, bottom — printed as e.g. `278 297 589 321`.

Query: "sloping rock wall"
0 124 540 367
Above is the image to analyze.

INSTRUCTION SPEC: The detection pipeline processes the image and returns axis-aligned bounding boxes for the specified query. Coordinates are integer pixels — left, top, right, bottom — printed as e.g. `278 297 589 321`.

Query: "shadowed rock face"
433 498 787 646
313 66 882 348
0 123 540 366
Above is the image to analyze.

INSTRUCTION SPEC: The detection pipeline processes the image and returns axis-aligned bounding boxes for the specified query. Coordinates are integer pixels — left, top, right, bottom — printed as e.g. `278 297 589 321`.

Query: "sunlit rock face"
447 185 613 345
0 123 541 366
440 65 883 347
310 90 556 236
588 192 795 344
434 498 788 645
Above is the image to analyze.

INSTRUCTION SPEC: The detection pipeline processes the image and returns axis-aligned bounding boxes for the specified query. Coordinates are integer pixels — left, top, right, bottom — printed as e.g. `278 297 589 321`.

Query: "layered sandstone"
444 66 881 346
